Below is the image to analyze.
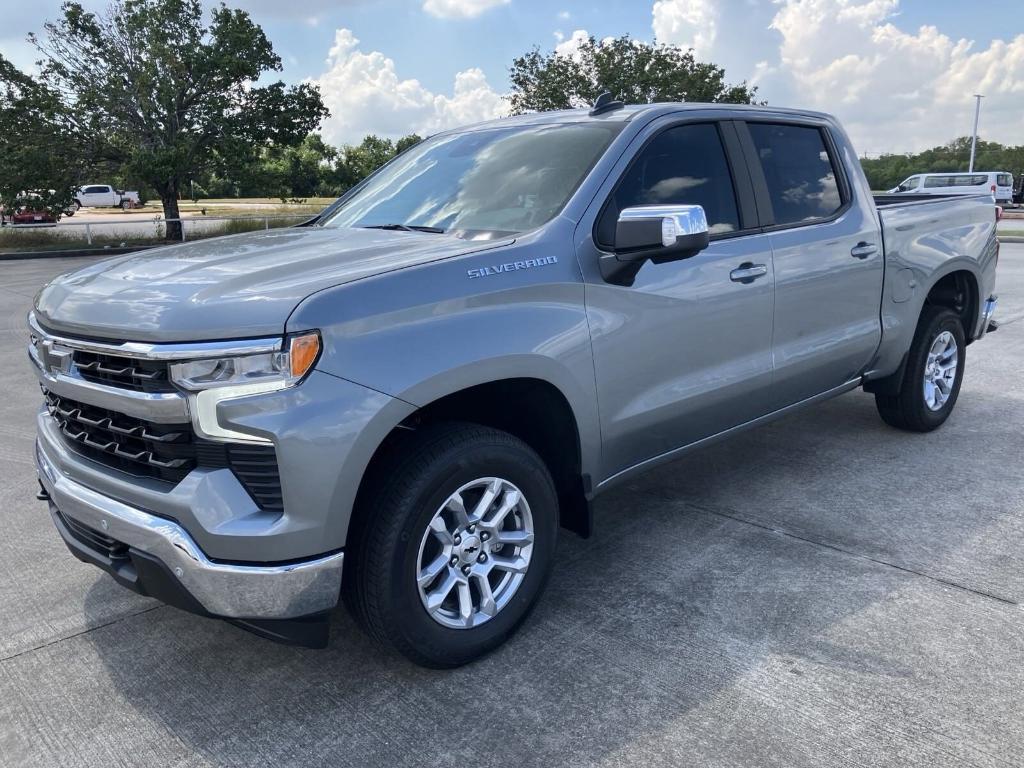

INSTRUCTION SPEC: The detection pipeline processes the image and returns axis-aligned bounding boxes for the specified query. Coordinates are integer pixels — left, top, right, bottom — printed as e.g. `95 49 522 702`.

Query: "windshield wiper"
361 223 445 234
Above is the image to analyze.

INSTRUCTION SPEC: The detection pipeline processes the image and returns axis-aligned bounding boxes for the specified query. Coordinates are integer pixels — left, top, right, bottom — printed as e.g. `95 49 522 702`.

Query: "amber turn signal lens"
289 333 320 378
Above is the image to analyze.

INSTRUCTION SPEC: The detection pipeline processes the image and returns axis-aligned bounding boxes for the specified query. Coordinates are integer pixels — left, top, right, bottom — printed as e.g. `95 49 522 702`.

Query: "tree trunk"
160 185 183 242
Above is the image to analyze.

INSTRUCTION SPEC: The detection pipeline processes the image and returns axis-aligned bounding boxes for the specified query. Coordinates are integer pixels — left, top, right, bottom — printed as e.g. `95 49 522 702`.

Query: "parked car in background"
1 192 75 226
891 171 1014 204
75 184 141 210
8 208 58 226
1013 176 1023 206
31 102 999 667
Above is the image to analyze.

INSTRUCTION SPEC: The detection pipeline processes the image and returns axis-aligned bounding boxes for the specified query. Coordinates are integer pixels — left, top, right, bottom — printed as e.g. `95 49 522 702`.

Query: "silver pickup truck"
29 102 999 667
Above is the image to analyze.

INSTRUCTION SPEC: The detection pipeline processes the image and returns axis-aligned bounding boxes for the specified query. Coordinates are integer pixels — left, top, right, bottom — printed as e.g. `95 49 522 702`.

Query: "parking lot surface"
2 247 1024 767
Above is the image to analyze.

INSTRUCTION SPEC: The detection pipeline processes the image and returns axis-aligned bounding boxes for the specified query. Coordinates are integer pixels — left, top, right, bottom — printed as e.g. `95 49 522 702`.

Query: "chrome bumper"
36 440 343 620
978 294 998 339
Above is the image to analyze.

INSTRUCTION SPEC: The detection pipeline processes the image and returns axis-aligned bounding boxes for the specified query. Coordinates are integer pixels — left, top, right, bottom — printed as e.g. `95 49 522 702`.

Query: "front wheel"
875 305 966 432
345 423 558 667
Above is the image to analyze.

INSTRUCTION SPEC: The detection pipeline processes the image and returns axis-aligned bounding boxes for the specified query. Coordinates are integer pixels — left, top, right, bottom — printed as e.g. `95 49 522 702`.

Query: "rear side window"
952 175 988 187
923 176 950 188
597 123 741 246
747 123 843 226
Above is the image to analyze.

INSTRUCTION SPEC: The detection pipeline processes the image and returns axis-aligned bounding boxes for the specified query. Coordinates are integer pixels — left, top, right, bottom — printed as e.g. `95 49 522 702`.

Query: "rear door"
995 173 1013 203
737 119 884 409
579 118 776 478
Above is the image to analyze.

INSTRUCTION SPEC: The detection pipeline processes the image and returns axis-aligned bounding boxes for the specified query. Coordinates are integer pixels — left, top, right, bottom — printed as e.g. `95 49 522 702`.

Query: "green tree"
508 35 757 114
332 133 422 191
29 0 328 238
0 54 86 218
258 134 339 199
861 137 1024 191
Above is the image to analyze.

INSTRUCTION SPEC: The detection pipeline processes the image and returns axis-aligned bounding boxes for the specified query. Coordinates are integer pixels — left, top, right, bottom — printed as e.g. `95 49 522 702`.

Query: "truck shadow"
81 386 1023 767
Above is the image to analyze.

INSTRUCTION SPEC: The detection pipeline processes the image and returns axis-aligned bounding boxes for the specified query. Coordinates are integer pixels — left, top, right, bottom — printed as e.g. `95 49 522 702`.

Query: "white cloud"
555 29 591 60
651 0 718 58
422 0 509 19
313 28 506 144
557 10 570 20
649 0 1024 154
768 0 1024 153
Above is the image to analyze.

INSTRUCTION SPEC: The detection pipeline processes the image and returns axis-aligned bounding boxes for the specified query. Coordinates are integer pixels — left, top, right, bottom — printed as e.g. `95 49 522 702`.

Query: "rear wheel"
875 306 965 432
345 422 558 667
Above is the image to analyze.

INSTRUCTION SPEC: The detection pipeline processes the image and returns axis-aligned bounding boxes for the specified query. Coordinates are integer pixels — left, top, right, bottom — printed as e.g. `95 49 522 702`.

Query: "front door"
579 120 776 480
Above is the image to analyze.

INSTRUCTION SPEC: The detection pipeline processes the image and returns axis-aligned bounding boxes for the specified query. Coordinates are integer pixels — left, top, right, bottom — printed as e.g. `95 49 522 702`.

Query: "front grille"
44 391 283 512
46 391 194 482
56 508 130 561
73 350 174 393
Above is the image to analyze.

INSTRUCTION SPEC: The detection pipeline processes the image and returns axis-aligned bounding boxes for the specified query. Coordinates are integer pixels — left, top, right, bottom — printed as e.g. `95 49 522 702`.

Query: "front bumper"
36 440 343 646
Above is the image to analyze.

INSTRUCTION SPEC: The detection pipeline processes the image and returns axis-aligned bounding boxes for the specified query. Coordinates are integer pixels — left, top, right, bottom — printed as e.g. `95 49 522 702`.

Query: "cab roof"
446 102 836 134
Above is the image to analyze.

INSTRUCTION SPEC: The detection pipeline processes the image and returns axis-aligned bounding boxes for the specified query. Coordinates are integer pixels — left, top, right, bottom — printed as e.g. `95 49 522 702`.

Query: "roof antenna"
589 91 624 116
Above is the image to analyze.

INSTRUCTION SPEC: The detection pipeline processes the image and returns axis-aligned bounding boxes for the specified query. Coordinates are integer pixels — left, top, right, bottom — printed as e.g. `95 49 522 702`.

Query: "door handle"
729 263 768 283
851 242 878 260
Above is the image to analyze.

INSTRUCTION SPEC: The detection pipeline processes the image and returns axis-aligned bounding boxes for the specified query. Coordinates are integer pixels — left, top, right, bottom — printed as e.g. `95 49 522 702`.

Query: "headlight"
169 332 321 392
170 332 320 443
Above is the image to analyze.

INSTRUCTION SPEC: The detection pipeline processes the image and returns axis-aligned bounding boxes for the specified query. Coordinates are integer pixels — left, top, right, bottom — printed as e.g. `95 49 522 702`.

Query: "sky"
2 0 1023 156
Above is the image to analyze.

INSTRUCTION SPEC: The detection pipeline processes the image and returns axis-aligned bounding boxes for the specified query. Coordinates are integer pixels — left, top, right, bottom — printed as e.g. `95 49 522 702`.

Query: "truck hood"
34 226 512 342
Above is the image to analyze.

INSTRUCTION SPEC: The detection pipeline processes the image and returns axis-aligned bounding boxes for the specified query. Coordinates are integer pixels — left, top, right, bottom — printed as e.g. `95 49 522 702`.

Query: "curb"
0 245 155 261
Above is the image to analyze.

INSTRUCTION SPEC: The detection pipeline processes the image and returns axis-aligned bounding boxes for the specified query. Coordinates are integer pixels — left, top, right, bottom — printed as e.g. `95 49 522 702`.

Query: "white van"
891 172 1014 204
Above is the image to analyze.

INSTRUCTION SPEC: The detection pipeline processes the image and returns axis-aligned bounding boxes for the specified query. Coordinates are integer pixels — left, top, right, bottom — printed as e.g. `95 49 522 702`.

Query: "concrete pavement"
1 247 1023 767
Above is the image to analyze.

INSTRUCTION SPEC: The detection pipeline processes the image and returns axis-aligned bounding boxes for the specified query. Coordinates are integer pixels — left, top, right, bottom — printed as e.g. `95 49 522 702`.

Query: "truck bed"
867 192 999 381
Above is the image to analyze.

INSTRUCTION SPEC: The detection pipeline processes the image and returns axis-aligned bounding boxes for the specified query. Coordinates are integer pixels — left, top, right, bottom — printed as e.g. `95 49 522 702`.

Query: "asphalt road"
2 247 1024 767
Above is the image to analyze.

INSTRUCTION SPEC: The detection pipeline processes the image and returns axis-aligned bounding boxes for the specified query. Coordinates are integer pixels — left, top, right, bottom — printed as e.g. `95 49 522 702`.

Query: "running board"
596 378 862 494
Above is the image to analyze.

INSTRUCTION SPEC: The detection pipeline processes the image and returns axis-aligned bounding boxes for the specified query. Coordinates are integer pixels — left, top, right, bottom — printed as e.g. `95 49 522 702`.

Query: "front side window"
321 123 621 238
747 123 843 225
898 177 919 192
596 122 741 246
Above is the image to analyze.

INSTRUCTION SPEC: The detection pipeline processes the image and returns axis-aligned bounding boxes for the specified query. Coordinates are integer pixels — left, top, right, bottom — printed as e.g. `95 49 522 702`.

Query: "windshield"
321 123 621 238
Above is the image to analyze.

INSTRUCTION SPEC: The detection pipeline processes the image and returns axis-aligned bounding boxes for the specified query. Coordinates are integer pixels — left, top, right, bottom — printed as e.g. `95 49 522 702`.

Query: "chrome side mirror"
600 204 711 285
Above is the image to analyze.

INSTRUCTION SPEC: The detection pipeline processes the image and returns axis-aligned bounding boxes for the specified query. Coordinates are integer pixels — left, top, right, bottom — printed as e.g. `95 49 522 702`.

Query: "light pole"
968 94 983 173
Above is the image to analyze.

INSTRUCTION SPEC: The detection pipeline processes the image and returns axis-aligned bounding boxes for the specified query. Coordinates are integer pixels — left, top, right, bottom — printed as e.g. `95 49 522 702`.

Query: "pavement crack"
690 502 1020 607
0 604 167 664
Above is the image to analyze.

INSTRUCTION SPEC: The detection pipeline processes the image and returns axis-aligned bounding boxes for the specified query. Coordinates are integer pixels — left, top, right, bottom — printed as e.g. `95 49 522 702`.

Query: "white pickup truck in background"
74 184 141 210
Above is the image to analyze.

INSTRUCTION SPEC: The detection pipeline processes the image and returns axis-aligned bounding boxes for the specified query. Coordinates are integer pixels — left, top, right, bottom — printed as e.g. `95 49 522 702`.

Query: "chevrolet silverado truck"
29 101 999 667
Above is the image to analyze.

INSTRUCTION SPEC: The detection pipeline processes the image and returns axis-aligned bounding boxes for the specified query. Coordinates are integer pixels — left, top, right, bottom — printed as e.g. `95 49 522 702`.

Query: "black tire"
74 200 81 211
875 305 966 432
345 422 558 668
